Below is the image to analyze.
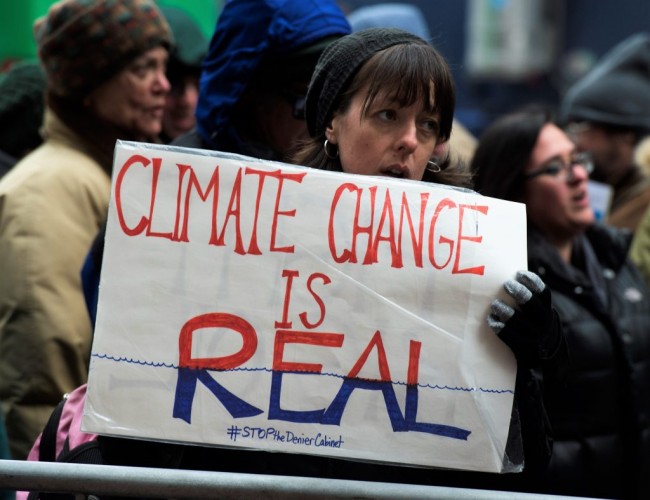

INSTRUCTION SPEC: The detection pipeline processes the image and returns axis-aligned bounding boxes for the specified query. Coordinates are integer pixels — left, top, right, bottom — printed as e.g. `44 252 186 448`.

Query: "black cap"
561 32 650 132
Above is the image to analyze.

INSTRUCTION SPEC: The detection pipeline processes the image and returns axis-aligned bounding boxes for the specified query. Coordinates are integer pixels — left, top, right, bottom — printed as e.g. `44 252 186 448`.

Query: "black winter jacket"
527 224 650 500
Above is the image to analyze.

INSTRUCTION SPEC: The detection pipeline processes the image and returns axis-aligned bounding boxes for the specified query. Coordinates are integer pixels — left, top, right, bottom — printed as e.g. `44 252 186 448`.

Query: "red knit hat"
34 0 173 98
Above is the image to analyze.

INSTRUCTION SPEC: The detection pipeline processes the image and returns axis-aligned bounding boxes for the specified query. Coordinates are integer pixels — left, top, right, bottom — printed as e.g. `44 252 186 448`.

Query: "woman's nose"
396 122 418 153
155 71 171 94
567 163 590 183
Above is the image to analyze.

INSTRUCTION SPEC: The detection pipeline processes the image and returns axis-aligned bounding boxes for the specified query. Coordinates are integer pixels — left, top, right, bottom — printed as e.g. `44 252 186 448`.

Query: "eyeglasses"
281 91 307 120
564 122 592 141
524 152 594 182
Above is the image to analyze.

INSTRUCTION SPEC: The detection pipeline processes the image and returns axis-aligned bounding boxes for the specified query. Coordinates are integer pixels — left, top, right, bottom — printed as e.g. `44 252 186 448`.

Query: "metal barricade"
0 459 601 499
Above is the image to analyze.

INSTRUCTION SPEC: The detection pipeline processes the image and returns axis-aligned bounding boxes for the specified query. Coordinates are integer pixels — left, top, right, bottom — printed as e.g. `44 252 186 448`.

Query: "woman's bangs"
364 45 437 113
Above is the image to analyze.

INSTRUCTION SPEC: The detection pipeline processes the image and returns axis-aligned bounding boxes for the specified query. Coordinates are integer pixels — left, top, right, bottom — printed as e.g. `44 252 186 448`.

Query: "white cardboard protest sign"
83 141 527 473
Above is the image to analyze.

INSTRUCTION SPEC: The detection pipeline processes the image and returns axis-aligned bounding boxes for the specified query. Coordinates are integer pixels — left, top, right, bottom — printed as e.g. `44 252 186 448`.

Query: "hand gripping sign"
83 141 527 473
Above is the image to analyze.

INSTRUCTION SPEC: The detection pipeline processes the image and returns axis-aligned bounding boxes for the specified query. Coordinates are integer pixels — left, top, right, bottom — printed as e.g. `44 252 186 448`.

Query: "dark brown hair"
471 107 552 202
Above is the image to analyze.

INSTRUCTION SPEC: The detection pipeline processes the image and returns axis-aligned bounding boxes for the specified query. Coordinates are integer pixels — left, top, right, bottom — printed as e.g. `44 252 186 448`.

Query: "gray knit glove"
488 270 561 363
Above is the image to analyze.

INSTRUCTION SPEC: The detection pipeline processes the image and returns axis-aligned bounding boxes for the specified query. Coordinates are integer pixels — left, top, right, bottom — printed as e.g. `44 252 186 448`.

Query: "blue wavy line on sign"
92 353 176 368
91 353 514 394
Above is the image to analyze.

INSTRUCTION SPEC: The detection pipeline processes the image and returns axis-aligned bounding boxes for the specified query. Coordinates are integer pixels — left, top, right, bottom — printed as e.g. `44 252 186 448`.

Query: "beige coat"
606 166 650 231
0 109 110 458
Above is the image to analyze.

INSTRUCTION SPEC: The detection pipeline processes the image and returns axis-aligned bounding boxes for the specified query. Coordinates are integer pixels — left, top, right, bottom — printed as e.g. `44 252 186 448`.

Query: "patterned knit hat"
34 0 173 98
306 28 424 137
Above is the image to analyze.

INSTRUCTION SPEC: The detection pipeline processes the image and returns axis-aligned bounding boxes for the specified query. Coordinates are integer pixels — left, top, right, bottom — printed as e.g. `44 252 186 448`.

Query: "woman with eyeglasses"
472 107 650 500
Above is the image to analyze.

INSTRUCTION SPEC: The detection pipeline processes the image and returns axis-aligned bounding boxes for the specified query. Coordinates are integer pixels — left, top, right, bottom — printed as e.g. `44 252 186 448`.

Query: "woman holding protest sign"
472 106 650 499
291 27 565 492
20 26 562 499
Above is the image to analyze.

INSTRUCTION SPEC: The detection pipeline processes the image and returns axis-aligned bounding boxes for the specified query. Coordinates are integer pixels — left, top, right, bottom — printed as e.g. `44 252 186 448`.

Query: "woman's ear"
432 140 449 159
326 118 338 145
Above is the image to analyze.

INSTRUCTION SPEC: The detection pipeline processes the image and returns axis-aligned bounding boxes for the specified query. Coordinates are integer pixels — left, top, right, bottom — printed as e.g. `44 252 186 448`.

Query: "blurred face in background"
162 73 200 140
567 121 636 186
242 79 311 159
524 123 595 243
86 47 170 139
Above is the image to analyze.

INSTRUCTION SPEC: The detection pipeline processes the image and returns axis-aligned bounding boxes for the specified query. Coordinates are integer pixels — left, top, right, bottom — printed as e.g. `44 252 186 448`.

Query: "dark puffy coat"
527 224 650 500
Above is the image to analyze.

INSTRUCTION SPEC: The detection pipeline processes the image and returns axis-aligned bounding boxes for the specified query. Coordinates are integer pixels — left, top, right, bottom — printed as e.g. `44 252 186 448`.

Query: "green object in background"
0 0 222 69
0 0 54 67
158 0 221 42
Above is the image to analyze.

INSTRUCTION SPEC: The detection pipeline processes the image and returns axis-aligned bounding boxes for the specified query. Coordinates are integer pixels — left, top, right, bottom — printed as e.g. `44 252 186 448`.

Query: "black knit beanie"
306 27 423 137
560 32 650 132
0 61 46 157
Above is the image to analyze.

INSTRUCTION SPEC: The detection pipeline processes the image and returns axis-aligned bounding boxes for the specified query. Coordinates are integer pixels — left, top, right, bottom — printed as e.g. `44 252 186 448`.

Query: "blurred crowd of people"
0 1 649 500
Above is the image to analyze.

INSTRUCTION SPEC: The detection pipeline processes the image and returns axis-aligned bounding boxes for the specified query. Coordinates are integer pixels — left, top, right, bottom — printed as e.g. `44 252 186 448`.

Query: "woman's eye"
544 164 563 176
130 64 149 77
378 110 396 121
422 120 439 133
130 60 161 78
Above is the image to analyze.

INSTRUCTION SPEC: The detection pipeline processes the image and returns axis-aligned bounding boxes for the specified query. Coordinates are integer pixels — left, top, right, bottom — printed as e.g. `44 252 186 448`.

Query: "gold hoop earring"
426 160 441 173
324 139 339 159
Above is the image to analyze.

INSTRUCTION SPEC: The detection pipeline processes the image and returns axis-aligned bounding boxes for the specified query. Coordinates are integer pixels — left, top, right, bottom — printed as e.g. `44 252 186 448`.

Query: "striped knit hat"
34 0 172 98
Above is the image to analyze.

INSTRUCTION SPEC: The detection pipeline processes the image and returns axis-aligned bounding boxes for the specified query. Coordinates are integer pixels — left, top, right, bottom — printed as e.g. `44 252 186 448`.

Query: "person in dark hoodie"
172 0 351 162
